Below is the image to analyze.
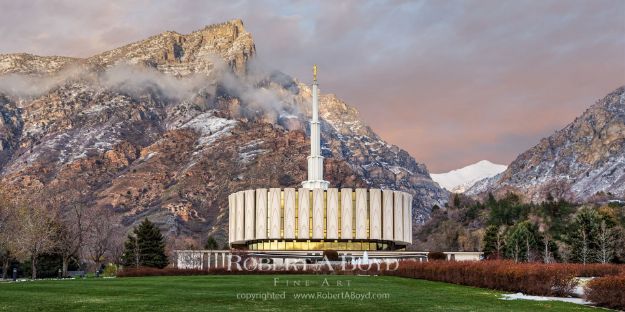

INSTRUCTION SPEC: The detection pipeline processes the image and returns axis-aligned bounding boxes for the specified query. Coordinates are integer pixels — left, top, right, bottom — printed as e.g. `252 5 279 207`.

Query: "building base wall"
175 250 431 270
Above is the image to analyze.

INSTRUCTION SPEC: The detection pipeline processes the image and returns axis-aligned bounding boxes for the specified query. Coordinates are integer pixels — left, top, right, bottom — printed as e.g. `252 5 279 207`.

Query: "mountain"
467 86 625 202
431 160 507 193
0 19 448 247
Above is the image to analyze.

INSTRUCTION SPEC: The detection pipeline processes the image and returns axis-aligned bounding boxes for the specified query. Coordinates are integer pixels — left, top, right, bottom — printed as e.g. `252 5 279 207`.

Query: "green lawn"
0 275 600 311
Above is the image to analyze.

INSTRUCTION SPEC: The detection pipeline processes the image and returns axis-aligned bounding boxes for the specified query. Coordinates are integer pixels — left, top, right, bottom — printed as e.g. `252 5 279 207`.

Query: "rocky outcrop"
86 19 255 76
467 86 625 202
0 20 446 246
0 53 77 75
0 19 254 77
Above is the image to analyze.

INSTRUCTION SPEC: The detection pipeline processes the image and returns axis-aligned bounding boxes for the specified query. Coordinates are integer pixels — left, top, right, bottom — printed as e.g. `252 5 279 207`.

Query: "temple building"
228 66 413 253
175 67 483 269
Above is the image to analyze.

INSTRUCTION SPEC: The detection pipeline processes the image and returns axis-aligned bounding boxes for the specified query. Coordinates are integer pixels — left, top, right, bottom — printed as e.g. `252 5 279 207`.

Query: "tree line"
0 188 124 279
414 192 624 263
0 186 172 279
481 193 625 263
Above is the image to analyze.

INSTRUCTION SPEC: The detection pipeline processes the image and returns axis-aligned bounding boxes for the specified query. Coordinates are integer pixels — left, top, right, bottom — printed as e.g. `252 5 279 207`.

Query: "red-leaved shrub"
585 275 625 310
383 261 625 297
575 263 624 277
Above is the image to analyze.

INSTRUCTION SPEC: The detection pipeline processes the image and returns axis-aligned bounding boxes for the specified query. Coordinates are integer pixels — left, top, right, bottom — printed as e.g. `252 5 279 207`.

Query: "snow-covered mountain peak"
431 160 507 193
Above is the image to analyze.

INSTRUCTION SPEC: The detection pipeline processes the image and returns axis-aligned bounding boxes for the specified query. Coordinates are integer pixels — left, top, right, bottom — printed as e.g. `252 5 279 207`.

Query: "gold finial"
313 64 317 83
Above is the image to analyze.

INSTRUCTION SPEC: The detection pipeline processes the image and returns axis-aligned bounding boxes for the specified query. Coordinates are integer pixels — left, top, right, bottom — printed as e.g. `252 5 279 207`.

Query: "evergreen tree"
204 236 218 250
121 219 168 268
135 219 168 268
568 208 601 264
121 234 139 268
488 193 528 226
483 225 505 259
504 221 541 262
453 194 461 208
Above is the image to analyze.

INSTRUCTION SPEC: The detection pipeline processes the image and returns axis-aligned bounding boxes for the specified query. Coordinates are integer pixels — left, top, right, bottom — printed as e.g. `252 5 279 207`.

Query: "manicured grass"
0 275 600 311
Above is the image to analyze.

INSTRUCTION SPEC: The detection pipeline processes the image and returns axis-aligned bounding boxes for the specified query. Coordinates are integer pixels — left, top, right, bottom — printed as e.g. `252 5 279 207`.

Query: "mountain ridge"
0 19 254 77
0 19 447 247
467 86 625 202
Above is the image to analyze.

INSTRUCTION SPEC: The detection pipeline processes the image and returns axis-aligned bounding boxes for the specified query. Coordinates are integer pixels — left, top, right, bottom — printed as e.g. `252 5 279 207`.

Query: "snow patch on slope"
431 160 507 193
173 111 237 146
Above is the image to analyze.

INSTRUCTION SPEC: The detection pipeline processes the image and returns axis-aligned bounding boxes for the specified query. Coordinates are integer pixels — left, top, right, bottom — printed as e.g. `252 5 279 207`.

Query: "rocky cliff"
0 19 447 247
468 86 625 203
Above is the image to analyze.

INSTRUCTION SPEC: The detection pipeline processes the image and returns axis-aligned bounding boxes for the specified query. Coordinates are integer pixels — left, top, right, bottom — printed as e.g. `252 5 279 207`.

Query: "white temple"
175 65 484 268
225 65 413 252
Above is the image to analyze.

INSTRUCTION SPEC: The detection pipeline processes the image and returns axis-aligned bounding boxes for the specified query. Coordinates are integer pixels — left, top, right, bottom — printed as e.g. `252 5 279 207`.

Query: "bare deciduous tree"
56 202 89 276
85 206 121 272
0 190 17 279
542 235 553 264
580 226 590 265
512 240 520 263
108 229 126 266
47 179 92 274
597 220 615 264
495 226 505 259
13 198 59 279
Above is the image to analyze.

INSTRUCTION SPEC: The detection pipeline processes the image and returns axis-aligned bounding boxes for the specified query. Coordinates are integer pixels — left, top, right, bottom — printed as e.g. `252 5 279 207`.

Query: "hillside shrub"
585 274 625 310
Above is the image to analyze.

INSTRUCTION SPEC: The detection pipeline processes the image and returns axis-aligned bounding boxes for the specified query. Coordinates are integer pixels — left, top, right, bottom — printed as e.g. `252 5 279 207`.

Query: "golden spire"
313 64 317 83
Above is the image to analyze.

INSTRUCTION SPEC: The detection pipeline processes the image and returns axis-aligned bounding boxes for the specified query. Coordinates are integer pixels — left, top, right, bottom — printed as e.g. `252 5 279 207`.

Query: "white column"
326 188 339 239
341 188 353 239
235 191 245 242
394 191 403 241
369 189 381 240
407 194 413 244
298 188 310 239
228 194 234 244
403 193 412 243
268 188 281 239
283 188 296 239
244 190 255 240
255 189 268 239
355 188 368 239
382 190 394 240
312 188 324 239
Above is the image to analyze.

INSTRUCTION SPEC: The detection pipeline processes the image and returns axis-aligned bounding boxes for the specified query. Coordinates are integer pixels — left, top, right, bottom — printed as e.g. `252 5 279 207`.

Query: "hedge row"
585 275 625 310
383 260 624 297
117 264 390 277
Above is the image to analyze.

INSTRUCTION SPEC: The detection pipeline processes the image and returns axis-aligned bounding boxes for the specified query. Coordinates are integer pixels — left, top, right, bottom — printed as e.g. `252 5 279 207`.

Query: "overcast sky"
1 0 624 172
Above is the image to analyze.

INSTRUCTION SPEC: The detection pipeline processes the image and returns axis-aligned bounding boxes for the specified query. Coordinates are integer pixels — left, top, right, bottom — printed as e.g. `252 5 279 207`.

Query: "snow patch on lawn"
500 293 590 305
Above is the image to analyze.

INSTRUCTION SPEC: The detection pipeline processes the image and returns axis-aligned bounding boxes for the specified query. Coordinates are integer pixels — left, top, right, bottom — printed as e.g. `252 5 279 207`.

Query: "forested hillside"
413 192 625 263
